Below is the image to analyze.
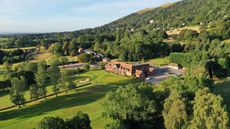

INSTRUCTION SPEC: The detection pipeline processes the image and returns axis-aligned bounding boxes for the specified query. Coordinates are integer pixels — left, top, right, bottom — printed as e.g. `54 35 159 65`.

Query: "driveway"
146 65 185 84
60 63 86 69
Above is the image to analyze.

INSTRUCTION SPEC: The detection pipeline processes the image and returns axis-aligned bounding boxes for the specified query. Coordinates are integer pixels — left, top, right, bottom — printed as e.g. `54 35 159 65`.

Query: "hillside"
77 0 229 34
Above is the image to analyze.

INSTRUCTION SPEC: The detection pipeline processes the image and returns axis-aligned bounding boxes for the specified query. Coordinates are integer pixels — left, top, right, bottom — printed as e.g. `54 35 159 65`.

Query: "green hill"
76 0 229 35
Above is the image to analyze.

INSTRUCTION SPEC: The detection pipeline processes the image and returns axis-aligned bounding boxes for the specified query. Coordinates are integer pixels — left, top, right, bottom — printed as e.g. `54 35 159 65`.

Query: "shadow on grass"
0 85 105 121
213 79 230 113
72 75 88 82
0 90 9 97
0 77 141 121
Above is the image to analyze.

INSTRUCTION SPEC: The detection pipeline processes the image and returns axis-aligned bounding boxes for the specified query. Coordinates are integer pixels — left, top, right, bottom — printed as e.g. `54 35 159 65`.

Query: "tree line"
0 49 36 64
2 57 90 108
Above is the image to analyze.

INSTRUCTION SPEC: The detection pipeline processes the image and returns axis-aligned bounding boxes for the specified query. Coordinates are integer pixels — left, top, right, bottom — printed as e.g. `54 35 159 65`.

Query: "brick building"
105 61 155 78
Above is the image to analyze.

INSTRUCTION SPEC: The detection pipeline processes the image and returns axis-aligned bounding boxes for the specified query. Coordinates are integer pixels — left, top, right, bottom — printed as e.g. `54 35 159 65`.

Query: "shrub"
78 53 92 63
66 81 77 90
38 117 67 129
66 111 92 129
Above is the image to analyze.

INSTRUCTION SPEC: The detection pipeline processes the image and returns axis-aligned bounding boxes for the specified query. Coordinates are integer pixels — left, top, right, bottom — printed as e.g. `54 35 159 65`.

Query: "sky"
0 0 180 33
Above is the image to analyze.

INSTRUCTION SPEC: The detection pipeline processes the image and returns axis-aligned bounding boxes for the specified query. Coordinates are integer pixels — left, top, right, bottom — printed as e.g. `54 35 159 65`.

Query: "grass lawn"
66 56 78 62
213 77 230 113
31 47 78 63
113 57 169 67
166 26 200 36
0 70 140 129
0 73 4 81
144 57 170 66
0 38 9 41
31 47 53 62
0 86 54 109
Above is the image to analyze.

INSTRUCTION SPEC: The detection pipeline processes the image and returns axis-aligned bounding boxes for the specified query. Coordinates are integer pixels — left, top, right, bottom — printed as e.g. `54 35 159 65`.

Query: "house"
149 20 154 24
78 48 84 53
105 61 155 78
102 58 111 63
79 48 104 59
168 63 182 70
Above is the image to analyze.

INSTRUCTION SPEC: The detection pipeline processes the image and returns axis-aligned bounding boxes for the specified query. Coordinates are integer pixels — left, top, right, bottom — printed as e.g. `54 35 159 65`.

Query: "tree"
158 31 168 39
163 90 188 129
49 42 64 56
83 64 90 71
40 39 49 50
105 121 127 129
0 50 5 64
59 56 69 67
15 39 23 48
38 117 67 129
119 50 128 61
3 61 12 80
205 60 227 79
30 84 39 100
115 29 120 44
66 81 77 90
38 111 92 129
170 43 183 52
218 58 229 69
178 29 199 41
189 88 229 129
69 38 78 56
66 111 92 129
50 61 61 97
10 77 26 108
93 41 101 52
63 41 70 55
213 19 230 39
35 61 47 99
103 85 158 129
78 53 92 63
60 69 73 93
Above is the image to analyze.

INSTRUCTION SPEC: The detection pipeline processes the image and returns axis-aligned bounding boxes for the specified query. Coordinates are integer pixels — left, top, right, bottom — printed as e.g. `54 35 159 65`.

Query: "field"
0 70 140 129
224 39 230 43
166 26 200 36
136 8 153 14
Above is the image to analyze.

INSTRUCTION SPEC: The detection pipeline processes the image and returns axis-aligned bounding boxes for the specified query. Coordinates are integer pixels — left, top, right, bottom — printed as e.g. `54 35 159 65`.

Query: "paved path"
60 63 86 69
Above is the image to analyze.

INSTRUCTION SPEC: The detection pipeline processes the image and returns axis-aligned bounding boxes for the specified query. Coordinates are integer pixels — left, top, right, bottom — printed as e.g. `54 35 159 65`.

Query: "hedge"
169 52 192 67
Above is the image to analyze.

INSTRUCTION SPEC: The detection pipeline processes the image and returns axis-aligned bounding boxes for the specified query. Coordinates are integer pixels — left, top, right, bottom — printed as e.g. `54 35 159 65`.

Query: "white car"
145 77 154 81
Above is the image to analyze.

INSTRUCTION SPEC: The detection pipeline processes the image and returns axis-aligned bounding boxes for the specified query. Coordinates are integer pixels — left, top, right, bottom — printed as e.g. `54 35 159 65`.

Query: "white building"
168 63 182 70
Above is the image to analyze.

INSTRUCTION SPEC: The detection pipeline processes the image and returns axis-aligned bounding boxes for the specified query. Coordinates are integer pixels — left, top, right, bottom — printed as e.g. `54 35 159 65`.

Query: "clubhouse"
105 60 155 78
